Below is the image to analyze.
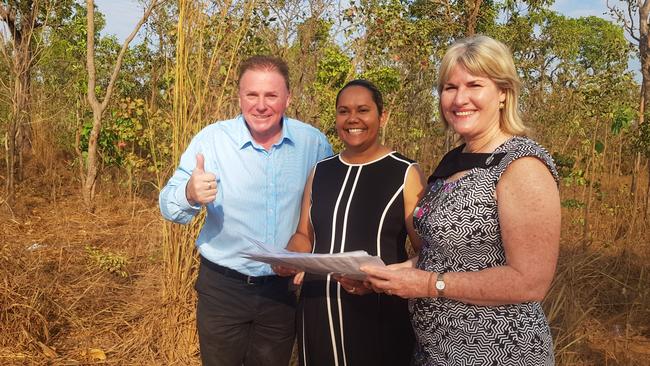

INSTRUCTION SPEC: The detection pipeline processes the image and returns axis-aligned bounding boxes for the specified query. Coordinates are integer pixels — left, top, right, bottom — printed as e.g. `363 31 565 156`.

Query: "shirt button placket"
266 151 275 245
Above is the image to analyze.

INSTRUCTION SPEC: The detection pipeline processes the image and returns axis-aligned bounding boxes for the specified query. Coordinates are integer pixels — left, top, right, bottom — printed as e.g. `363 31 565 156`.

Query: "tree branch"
86 0 98 107
629 1 640 41
466 0 483 37
100 0 160 111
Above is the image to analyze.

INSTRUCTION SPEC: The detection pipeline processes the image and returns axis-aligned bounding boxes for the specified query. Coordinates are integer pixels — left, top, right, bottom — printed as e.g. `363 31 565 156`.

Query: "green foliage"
359 67 401 95
34 2 115 155
561 199 586 209
634 117 650 159
85 245 129 278
611 105 636 135
78 97 164 173
563 169 587 187
241 6 275 55
316 56 349 151
552 152 575 178
594 140 605 154
79 119 119 166
316 46 351 88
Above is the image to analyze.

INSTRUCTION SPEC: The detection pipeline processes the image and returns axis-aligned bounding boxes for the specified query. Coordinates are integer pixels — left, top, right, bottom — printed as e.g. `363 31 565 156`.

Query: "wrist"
427 271 435 297
185 181 197 205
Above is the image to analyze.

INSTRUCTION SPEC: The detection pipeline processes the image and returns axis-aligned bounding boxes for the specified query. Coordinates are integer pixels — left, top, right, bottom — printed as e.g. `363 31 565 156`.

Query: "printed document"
241 236 385 280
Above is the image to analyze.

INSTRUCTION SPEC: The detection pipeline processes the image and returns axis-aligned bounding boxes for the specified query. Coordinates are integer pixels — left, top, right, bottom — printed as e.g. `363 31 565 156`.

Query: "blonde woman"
363 35 560 365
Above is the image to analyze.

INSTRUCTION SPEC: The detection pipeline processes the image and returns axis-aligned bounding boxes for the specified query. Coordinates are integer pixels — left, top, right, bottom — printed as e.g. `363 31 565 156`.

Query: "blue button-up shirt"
159 115 333 276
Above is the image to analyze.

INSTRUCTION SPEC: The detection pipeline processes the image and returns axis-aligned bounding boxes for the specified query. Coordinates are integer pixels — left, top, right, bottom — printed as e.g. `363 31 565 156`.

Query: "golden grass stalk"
159 0 256 363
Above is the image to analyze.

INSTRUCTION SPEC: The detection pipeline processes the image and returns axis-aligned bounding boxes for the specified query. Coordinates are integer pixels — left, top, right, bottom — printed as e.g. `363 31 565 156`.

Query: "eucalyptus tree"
607 0 650 218
0 0 74 204
82 0 158 207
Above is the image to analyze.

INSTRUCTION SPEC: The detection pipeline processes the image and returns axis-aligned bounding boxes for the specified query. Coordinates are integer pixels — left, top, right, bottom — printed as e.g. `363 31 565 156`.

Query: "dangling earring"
499 101 505 110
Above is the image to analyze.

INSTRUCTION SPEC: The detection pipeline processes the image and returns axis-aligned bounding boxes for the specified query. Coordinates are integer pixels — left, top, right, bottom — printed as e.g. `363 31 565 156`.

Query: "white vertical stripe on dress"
301 307 308 366
325 274 338 366
325 165 352 366
376 185 403 258
376 159 416 256
337 166 362 366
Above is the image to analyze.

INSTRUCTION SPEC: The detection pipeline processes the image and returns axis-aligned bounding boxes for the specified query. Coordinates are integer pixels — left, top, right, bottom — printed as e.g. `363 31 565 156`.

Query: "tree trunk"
639 1 650 126
632 0 650 227
6 116 17 206
466 0 483 36
629 152 642 231
16 47 32 183
8 43 32 201
645 161 650 219
1 1 38 205
82 110 103 206
582 120 599 246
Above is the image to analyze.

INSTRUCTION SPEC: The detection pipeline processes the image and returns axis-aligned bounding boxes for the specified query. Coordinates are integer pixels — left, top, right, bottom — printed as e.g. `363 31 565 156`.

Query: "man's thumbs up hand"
186 153 217 205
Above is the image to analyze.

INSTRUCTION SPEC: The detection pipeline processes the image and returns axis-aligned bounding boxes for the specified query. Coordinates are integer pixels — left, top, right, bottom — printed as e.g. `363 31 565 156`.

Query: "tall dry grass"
156 0 256 363
546 173 650 365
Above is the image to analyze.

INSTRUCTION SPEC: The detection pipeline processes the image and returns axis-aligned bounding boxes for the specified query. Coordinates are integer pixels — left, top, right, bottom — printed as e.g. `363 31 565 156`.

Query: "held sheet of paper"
241 236 385 280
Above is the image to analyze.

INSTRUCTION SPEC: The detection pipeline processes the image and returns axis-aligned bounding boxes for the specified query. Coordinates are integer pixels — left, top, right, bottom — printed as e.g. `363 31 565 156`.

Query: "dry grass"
547 174 650 366
0 161 171 365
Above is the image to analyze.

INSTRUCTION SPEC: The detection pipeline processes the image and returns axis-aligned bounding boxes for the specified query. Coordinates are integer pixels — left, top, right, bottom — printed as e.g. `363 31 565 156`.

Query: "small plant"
562 198 586 209
85 245 129 278
552 152 575 178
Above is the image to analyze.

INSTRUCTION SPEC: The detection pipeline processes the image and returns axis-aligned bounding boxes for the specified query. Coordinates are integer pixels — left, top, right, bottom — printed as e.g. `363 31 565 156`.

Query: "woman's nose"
453 87 469 105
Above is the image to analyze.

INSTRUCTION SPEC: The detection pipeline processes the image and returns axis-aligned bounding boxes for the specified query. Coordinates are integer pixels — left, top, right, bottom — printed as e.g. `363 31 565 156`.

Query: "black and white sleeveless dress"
411 136 558 366
297 152 417 366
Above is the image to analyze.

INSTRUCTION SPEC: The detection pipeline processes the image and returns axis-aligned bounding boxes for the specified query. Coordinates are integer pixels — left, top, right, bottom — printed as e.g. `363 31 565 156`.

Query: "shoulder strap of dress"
492 137 560 185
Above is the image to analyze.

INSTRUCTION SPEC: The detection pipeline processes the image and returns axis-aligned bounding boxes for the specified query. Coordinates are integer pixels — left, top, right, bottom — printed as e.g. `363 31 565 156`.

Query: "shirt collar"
236 114 294 150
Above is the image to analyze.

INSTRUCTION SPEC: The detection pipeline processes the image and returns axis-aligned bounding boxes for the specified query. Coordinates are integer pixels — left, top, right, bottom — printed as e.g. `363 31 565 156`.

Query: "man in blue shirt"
159 56 332 366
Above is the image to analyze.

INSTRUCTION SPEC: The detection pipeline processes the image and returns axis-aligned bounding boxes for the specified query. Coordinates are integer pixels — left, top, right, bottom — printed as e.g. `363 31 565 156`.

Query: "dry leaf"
37 341 57 358
628 341 650 355
87 348 106 361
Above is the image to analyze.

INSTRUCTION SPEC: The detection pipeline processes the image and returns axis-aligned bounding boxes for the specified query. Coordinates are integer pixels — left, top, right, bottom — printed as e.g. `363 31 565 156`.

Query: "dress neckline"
338 151 395 166
427 137 516 183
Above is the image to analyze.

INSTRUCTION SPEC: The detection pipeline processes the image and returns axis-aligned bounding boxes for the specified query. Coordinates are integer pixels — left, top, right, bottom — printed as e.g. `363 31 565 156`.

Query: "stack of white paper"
241 236 385 280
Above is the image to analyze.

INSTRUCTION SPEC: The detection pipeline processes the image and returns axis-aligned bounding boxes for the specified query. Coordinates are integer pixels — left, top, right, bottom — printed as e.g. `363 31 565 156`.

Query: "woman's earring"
499 101 505 110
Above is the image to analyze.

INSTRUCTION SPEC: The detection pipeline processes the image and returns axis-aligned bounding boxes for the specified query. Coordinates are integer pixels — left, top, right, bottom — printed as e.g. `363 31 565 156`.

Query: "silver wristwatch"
435 272 446 297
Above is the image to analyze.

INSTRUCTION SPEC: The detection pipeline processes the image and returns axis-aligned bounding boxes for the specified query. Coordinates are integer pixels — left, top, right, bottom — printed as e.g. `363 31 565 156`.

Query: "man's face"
238 69 291 145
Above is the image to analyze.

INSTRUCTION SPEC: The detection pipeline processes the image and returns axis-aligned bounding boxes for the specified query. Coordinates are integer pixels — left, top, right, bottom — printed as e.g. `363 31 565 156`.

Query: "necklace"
464 131 511 153
464 132 512 165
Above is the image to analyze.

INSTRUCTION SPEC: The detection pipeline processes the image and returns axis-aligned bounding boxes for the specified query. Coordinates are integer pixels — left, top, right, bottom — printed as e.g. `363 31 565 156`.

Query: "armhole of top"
493 147 560 190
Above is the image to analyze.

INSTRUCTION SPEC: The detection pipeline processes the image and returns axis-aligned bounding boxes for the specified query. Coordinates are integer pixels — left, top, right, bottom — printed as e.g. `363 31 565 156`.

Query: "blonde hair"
437 35 527 135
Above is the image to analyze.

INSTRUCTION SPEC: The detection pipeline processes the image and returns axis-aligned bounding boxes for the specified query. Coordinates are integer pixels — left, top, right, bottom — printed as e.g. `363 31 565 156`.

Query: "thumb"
195 153 205 173
360 265 382 277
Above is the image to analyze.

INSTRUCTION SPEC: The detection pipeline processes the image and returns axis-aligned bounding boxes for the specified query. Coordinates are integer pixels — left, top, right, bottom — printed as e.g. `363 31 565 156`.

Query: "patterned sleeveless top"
411 136 558 366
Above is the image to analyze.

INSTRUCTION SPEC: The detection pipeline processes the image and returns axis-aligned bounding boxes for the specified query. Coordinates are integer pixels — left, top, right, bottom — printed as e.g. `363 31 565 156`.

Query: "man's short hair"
238 56 290 91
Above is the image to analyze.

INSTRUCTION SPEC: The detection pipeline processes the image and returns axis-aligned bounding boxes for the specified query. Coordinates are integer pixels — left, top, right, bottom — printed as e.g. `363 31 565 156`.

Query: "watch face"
436 280 445 291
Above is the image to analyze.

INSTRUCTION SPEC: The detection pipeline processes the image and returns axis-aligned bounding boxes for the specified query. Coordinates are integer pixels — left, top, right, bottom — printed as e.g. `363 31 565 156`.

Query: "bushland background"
1 0 649 364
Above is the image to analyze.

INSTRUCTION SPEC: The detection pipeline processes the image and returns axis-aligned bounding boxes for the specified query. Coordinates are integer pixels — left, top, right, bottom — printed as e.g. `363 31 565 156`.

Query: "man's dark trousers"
195 257 296 366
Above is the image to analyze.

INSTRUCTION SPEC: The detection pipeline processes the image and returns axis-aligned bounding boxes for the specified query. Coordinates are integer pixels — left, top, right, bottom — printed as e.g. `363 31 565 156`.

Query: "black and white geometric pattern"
411 136 558 366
